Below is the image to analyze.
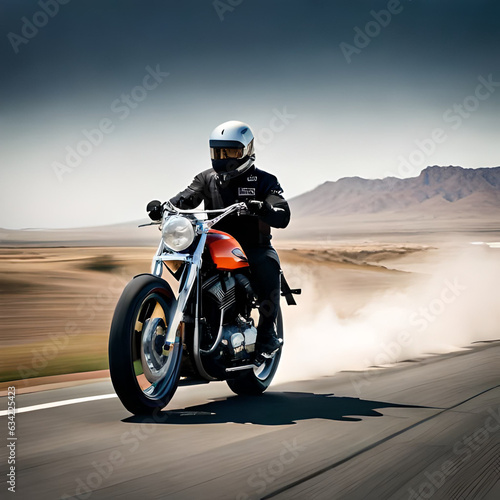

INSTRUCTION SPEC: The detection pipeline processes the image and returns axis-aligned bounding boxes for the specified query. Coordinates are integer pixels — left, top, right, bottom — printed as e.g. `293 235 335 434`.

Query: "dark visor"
210 147 244 160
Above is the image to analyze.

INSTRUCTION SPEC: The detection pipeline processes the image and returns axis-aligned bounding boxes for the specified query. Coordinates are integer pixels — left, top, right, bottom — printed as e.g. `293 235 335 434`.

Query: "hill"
289 165 500 218
1 166 499 246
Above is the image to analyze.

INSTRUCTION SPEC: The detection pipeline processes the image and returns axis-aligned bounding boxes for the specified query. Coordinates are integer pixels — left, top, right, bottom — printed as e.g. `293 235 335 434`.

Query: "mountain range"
1 166 499 246
289 165 500 218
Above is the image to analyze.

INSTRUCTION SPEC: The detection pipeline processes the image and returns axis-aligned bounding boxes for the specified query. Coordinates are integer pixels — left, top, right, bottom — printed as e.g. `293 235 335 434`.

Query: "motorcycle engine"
220 320 257 361
202 273 238 324
202 272 257 361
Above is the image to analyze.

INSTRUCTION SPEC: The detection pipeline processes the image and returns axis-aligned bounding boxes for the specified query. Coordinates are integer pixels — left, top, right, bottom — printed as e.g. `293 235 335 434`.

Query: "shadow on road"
123 391 434 426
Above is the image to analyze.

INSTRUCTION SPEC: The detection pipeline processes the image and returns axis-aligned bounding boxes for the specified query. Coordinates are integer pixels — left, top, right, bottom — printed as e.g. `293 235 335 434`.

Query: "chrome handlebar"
140 201 249 229
163 200 247 216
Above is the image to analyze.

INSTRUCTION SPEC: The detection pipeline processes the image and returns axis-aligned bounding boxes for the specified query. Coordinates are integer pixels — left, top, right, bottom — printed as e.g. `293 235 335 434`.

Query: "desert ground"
1 230 498 389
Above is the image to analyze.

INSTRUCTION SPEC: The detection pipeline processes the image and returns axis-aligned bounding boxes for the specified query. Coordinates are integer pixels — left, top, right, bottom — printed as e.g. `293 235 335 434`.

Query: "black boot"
255 331 283 360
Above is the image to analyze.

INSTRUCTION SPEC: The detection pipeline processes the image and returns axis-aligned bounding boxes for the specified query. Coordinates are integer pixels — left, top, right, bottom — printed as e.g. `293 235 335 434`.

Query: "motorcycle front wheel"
108 274 182 415
226 307 283 396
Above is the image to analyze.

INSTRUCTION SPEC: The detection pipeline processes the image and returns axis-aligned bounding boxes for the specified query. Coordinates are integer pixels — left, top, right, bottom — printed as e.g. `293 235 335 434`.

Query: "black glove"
146 200 163 221
246 200 271 216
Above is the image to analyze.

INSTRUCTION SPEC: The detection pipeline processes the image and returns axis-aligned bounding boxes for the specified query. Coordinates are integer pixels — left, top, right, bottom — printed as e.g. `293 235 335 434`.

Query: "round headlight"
162 216 195 251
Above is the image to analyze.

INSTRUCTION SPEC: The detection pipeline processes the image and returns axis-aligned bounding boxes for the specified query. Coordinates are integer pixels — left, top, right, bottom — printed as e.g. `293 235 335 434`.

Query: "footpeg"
262 346 280 359
254 345 280 366
225 364 254 373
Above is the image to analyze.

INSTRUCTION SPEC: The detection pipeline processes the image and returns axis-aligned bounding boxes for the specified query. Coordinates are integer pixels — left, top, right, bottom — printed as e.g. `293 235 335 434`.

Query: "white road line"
0 393 118 416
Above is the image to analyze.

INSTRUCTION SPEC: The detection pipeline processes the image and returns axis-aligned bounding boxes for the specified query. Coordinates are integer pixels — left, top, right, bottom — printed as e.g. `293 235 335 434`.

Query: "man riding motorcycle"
162 120 291 359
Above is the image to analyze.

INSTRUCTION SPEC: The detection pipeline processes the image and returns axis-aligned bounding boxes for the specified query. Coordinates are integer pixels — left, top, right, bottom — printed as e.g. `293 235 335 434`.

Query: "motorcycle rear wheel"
109 274 182 415
226 308 283 396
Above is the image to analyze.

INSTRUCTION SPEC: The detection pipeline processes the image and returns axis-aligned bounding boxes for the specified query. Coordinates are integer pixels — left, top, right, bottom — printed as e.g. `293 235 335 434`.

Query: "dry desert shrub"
81 254 119 273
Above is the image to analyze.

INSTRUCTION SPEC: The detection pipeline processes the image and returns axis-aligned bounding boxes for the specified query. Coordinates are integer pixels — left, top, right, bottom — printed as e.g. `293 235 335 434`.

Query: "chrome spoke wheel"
226 307 283 395
109 275 182 415
132 292 182 400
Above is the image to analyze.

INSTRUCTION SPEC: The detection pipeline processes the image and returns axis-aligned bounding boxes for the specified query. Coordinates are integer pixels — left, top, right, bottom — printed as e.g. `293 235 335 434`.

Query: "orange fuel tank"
206 229 249 270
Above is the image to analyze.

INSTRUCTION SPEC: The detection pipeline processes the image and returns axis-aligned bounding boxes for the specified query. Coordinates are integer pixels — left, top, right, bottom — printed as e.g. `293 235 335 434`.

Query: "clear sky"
1 0 499 228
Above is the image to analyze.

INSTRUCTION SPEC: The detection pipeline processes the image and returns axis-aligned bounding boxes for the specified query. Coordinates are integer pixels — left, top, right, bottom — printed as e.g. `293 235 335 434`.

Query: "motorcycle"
108 201 300 415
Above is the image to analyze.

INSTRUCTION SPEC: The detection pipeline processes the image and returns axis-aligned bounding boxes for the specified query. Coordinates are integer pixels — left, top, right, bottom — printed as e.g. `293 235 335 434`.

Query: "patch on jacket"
247 175 257 182
238 187 256 196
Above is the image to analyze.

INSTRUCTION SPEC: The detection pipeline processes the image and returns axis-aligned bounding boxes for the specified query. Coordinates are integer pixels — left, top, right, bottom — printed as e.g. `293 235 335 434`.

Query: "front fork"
151 232 216 381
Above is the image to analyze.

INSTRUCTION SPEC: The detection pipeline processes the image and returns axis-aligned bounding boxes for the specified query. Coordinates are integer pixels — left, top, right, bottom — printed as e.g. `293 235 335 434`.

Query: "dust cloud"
275 245 500 384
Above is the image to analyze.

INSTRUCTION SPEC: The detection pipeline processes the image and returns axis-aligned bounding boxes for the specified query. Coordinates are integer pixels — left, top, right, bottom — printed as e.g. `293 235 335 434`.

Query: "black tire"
108 274 182 415
226 307 283 396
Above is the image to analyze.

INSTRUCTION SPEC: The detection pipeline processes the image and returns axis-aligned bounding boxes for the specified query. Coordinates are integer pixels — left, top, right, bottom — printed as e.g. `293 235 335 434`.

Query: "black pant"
244 246 281 339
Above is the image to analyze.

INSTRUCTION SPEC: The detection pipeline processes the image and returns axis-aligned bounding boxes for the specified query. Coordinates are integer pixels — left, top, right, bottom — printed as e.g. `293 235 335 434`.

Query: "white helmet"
209 120 255 182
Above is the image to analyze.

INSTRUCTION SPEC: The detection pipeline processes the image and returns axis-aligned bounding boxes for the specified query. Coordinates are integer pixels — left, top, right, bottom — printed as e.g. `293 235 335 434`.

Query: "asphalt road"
2 342 500 500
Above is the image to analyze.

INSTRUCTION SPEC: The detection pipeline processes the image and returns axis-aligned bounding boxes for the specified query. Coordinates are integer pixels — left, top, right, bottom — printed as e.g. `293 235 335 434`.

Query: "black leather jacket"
170 166 291 249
